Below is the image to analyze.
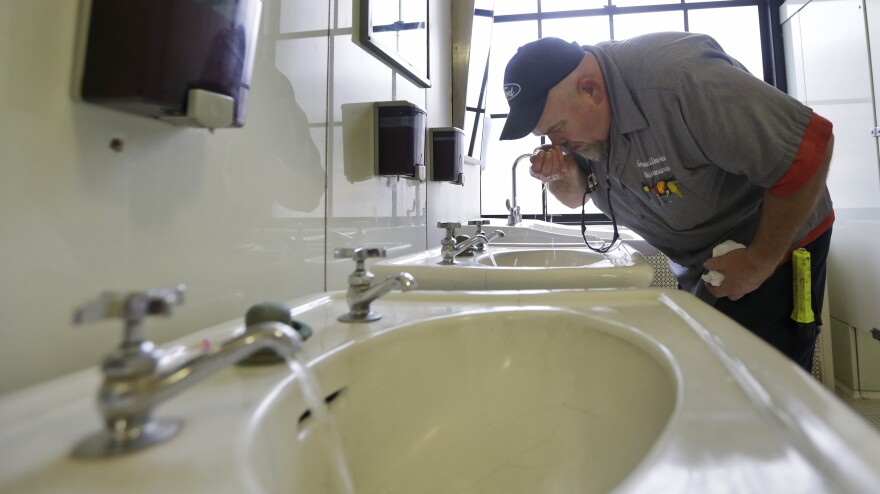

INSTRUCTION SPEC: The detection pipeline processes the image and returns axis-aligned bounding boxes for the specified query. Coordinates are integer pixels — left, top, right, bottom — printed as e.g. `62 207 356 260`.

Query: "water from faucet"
284 355 356 494
483 244 498 267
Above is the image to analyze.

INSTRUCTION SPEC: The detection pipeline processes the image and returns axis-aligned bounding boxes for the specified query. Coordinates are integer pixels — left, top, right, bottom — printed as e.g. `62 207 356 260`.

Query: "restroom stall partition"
781 0 880 398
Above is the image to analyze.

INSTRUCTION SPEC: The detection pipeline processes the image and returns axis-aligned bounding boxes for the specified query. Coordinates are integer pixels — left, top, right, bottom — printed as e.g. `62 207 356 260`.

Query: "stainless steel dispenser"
72 0 262 129
374 101 427 181
429 127 465 185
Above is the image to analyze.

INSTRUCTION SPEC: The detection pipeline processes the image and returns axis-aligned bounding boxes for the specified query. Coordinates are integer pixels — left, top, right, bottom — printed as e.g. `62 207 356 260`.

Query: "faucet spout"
484 230 506 243
440 233 489 264
507 153 532 226
75 321 304 458
107 323 301 416
453 233 489 256
340 272 417 323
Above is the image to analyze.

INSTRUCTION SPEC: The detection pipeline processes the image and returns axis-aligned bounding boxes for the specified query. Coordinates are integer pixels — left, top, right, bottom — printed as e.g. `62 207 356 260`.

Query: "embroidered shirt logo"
636 155 670 179
504 83 521 101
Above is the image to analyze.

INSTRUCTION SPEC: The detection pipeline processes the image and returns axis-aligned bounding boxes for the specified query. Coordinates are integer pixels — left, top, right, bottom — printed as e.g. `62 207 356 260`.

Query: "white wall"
0 0 478 396
781 0 880 393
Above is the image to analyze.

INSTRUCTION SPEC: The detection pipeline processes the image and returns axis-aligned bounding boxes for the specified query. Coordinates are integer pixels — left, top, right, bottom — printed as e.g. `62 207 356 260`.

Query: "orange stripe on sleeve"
778 211 835 265
770 113 833 197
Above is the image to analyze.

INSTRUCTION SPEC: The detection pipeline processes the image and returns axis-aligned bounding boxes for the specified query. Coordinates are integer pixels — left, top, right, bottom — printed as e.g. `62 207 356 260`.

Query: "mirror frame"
358 0 431 88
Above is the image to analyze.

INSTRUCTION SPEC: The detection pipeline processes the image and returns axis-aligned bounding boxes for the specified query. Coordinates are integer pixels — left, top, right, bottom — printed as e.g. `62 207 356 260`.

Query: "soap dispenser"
373 101 427 181
428 127 465 185
72 0 262 129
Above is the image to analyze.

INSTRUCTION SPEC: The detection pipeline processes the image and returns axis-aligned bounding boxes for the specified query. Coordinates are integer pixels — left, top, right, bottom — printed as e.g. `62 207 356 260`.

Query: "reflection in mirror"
358 0 430 87
452 0 495 167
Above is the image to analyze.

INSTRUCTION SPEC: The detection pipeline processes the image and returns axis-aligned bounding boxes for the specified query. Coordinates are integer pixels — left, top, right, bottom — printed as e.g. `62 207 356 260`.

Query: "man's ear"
578 77 605 105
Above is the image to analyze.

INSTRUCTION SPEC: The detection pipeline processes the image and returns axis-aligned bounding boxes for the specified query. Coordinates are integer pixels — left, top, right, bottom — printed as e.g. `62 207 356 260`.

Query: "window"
473 0 776 220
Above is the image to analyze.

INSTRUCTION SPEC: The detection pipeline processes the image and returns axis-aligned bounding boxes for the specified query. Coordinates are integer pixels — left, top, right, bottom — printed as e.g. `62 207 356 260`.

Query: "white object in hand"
701 240 746 287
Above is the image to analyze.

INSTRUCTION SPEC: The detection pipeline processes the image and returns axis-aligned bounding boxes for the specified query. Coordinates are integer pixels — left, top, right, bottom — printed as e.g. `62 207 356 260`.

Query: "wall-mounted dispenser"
429 127 465 185
72 0 262 129
374 101 426 181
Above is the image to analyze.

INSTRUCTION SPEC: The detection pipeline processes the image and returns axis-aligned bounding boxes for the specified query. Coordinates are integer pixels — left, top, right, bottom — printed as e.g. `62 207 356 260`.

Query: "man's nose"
549 134 568 147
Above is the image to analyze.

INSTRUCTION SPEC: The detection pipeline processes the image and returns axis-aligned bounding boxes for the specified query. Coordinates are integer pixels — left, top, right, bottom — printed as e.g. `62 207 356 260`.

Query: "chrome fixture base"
72 418 182 458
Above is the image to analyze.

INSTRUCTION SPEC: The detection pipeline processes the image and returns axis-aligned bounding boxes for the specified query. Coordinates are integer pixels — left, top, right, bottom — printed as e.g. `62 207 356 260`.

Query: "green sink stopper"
237 301 313 366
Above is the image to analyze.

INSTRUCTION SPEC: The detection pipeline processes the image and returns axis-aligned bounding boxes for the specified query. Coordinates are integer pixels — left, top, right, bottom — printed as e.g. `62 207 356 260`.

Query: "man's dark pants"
713 228 832 373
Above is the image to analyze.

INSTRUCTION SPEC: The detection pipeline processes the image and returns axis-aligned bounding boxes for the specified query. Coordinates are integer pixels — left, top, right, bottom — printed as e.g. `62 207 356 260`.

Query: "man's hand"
529 145 571 182
703 247 777 300
529 146 588 208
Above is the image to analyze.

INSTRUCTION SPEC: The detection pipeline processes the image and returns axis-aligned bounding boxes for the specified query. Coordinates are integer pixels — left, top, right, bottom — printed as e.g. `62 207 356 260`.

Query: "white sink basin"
478 248 608 267
371 243 654 290
477 220 661 256
4 290 880 494
245 290 880 494
249 306 676 494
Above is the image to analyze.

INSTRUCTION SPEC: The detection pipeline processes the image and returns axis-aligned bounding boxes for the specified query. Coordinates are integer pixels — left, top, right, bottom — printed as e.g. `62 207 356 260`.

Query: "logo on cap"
504 83 521 101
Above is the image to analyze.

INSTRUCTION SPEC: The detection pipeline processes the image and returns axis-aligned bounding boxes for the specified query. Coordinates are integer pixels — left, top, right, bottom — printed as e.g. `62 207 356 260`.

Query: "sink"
478 220 661 256
248 306 676 494
244 289 880 494
478 248 608 267
371 243 654 290
4 289 880 494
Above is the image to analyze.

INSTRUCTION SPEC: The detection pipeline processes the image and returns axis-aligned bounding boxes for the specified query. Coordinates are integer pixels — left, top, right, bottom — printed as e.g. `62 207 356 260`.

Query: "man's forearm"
703 133 834 300
548 166 590 208
750 134 835 268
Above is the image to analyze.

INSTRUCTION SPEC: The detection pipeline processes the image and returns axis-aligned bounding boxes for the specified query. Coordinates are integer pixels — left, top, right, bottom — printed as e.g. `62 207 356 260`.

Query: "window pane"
688 6 764 79
486 20 538 115
613 11 685 40
481 119 538 215
612 0 680 6
465 14 494 108
494 0 538 15
482 119 603 216
542 0 608 11
542 15 612 46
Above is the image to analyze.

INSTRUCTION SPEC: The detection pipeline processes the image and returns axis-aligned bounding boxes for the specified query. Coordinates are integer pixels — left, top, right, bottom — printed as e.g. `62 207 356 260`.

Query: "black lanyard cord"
580 159 620 253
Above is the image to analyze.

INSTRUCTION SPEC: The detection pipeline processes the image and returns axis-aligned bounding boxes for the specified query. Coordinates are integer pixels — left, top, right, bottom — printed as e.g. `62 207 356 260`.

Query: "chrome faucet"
467 219 505 253
71 286 309 458
438 222 495 264
334 247 417 322
506 153 532 226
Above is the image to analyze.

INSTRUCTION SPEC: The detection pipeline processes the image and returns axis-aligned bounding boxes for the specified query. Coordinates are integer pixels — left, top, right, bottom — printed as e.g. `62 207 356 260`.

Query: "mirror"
358 0 430 88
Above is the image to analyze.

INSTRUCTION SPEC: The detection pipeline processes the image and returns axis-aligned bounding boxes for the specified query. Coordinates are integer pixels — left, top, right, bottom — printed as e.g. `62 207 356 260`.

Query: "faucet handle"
73 285 186 324
333 247 387 262
467 219 490 235
334 247 387 285
437 221 463 240
73 285 186 346
437 221 463 230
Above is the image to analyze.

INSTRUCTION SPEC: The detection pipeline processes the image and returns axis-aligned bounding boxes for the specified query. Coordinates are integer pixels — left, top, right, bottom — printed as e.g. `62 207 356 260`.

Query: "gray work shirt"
579 32 832 292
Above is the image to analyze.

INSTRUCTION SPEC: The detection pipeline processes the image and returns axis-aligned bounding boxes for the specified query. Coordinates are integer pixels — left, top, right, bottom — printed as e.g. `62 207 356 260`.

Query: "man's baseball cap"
499 38 585 141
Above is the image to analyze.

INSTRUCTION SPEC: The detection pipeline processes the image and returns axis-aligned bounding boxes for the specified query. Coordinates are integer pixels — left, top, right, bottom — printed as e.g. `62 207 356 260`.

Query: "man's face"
532 74 611 161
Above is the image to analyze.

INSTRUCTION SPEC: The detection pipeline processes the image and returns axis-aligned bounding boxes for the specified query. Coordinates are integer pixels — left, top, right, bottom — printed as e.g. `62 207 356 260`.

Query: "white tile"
0 0 461 396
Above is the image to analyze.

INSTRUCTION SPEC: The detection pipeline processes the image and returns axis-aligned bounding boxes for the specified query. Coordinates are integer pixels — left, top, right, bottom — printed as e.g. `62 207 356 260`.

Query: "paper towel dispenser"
374 101 426 180
429 127 464 185
72 0 262 129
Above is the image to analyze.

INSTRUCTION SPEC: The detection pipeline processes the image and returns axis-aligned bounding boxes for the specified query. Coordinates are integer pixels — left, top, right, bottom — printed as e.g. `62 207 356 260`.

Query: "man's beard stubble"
571 140 609 162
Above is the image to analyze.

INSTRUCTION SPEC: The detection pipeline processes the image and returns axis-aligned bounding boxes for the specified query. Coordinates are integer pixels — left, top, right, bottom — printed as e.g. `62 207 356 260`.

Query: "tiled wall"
0 0 479 395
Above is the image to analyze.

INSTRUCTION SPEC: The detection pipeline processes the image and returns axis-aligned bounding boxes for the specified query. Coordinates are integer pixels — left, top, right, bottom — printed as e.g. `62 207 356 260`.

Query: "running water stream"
285 355 356 494
483 244 498 267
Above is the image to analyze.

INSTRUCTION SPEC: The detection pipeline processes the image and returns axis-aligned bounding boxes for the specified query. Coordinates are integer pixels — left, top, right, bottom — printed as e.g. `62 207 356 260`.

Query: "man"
500 33 834 372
